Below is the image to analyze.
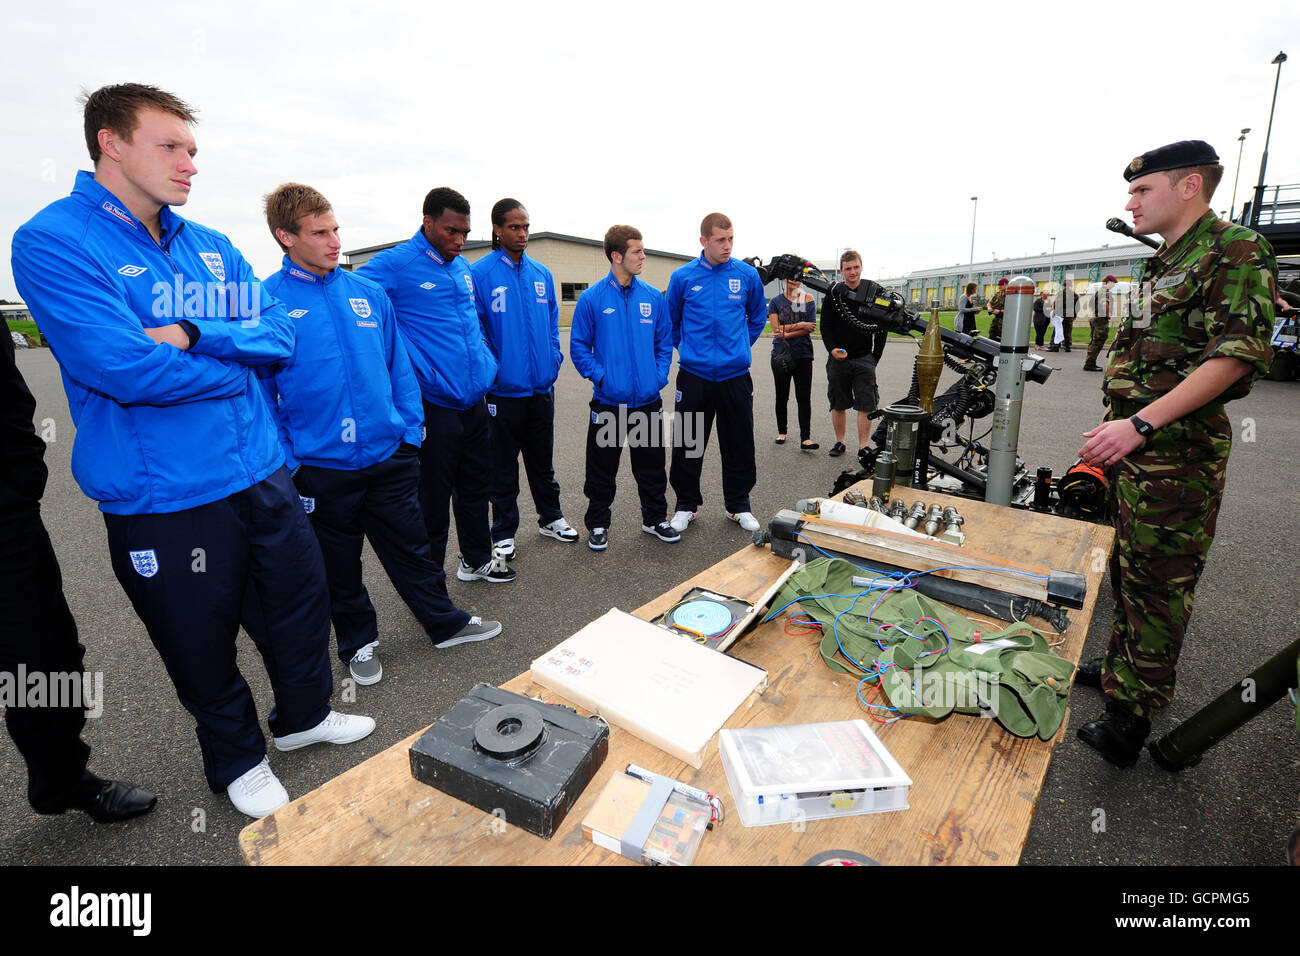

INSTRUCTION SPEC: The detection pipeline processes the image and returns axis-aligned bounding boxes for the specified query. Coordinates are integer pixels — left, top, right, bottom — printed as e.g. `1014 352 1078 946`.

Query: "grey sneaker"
588 528 608 551
642 522 681 543
539 517 579 542
456 554 517 583
434 616 502 649
348 641 382 686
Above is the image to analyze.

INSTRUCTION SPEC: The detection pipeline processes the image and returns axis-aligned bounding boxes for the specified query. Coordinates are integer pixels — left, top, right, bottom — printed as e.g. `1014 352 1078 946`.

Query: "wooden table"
240 487 1112 866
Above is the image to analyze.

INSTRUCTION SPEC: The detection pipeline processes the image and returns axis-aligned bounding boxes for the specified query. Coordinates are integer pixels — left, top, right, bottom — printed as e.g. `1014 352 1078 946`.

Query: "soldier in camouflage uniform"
985 277 1009 340
1075 140 1276 767
1082 274 1118 371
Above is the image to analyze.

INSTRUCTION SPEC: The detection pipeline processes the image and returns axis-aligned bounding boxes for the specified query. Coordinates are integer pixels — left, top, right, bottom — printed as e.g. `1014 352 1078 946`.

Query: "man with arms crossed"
665 212 767 534
260 183 501 686
570 225 677 551
11 84 373 819
1075 140 1275 767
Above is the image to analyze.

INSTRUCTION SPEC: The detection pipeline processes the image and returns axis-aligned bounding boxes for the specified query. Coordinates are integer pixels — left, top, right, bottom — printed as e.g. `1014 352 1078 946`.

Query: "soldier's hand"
1079 419 1144 467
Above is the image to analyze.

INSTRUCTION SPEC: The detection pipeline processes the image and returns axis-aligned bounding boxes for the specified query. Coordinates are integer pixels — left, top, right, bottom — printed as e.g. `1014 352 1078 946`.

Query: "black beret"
1123 140 1220 181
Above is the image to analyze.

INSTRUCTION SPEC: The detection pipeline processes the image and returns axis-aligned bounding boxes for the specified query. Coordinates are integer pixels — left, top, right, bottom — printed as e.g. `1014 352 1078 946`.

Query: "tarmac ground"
3 331 1297 867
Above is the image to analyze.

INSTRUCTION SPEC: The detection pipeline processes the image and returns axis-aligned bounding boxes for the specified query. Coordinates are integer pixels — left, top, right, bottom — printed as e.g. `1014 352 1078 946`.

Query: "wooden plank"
238 489 1113 867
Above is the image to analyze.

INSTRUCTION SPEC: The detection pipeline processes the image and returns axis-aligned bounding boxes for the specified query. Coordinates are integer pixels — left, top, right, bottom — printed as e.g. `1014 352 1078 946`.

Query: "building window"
561 282 588 301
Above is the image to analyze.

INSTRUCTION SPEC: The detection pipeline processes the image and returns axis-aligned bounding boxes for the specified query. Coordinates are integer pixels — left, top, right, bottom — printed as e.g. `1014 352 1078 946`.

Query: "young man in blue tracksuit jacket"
358 187 515 584
471 199 578 560
570 225 677 551
10 84 373 819
259 184 501 685
664 212 768 535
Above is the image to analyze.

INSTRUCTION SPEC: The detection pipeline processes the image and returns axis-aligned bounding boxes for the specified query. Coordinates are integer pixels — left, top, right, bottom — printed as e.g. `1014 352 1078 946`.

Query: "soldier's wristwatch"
1129 414 1155 439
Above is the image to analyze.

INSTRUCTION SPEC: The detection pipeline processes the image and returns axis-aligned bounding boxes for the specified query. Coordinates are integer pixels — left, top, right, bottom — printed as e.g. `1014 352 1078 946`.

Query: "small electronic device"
653 587 754 650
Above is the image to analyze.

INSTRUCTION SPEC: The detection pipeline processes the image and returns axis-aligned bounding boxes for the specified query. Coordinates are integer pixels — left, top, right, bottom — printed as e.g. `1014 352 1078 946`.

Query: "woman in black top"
956 282 979 335
769 278 819 450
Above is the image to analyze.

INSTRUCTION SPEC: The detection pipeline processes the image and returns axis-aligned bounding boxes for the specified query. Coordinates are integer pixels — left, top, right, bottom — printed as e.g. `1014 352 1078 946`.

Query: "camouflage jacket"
1103 211 1275 409
987 290 1006 313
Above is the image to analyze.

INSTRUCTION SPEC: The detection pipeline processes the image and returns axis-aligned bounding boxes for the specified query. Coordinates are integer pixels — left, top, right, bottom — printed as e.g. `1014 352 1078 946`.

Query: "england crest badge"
349 298 372 318
534 281 546 298
728 278 741 293
639 302 652 317
464 275 475 295
487 403 497 417
199 252 226 282
129 549 159 578
300 496 316 514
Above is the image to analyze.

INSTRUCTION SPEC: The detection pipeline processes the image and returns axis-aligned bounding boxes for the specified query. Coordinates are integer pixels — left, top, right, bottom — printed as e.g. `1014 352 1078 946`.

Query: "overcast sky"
2 0 1296 299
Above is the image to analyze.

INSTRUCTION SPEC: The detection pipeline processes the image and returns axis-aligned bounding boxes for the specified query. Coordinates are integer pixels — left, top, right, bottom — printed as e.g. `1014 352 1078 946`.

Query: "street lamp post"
1229 128 1250 222
1048 236 1056 289
1251 51 1287 226
968 196 978 284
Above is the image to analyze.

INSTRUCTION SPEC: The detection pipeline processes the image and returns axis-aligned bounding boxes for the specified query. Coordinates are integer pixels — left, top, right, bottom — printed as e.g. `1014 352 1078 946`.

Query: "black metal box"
409 683 609 839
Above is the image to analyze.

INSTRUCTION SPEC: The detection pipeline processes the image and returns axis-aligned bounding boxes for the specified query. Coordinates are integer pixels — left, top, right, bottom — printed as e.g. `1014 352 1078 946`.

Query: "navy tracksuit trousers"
668 368 756 515
583 398 668 531
418 400 493 570
103 467 333 791
292 444 470 662
486 390 564 543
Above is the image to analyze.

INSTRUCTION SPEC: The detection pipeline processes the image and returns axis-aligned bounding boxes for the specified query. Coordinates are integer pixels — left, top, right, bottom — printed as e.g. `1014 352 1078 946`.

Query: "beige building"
342 232 693 324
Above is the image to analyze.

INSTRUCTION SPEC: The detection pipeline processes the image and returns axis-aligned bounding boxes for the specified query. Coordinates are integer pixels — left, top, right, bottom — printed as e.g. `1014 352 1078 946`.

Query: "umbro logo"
420 282 436 290
117 265 148 277
602 307 615 314
691 285 703 292
288 309 309 318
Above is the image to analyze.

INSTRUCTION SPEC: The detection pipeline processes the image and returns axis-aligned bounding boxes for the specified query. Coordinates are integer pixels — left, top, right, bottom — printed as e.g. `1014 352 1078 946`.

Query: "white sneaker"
669 510 695 533
539 517 579 542
273 710 376 752
227 758 289 819
492 538 516 561
727 510 761 533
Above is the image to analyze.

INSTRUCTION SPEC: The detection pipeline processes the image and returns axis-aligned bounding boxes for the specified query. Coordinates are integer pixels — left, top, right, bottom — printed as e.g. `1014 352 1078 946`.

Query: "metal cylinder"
1149 637 1300 771
1034 467 1053 510
986 274 1032 506
882 404 927 489
872 450 896 501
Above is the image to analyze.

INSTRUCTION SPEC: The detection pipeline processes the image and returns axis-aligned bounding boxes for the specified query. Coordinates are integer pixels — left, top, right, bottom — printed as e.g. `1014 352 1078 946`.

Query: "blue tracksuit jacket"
259 257 424 471
471 249 562 397
358 230 498 410
665 253 767 382
11 171 291 515
570 272 672 407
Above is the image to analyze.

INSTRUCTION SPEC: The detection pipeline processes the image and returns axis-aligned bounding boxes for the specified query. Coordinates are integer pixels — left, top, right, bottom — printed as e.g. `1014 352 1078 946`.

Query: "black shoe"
48 778 158 823
828 442 846 457
1074 657 1102 689
1077 701 1151 768
1081 363 1101 371
800 440 820 451
588 528 608 551
1047 345 1060 352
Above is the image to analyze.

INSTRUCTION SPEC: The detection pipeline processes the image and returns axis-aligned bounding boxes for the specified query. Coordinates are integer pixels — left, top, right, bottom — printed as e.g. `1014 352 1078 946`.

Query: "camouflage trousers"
1085 318 1110 365
1102 399 1231 717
